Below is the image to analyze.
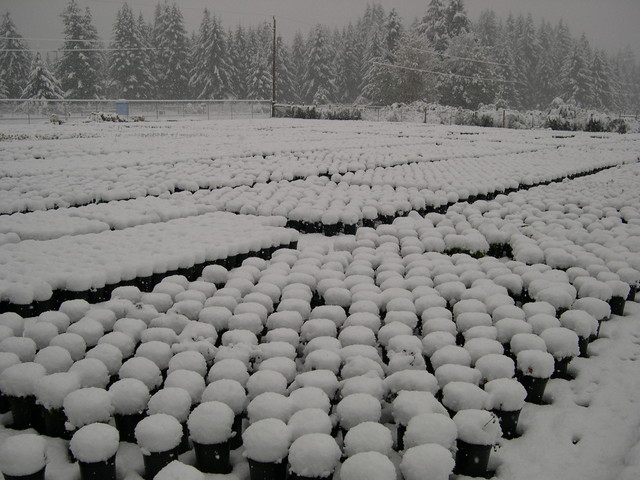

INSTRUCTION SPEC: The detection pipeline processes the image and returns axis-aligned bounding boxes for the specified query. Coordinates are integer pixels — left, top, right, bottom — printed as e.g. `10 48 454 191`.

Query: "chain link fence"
0 99 272 124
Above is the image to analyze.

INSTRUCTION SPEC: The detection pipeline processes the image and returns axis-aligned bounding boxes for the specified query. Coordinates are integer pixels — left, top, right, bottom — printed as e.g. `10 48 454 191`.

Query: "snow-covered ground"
0 118 639 480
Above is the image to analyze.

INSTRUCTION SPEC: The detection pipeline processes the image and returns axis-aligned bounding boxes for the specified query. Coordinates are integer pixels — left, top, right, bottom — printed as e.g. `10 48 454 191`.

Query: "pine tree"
109 3 154 99
590 49 613 110
190 9 230 99
227 25 250 99
535 20 557 107
417 0 449 52
562 35 592 107
153 2 190 99
393 32 436 104
384 9 404 56
475 9 498 47
57 0 103 98
247 23 272 100
359 28 387 103
0 12 32 98
303 24 335 104
287 30 306 103
333 26 360 103
446 0 470 38
513 14 540 109
437 32 492 109
22 53 64 100
276 36 294 103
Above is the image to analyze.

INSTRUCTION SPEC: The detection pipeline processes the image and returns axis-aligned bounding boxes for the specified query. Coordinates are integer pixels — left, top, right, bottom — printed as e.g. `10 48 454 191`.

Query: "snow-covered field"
0 118 639 480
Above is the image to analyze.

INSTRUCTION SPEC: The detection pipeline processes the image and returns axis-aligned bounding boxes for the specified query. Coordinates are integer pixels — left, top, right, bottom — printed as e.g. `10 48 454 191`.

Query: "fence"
0 99 272 124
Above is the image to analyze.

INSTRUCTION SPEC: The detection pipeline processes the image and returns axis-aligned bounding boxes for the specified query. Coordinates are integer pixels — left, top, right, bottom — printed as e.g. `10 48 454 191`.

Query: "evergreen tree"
384 9 404 56
446 0 470 38
57 0 103 98
109 3 154 99
437 32 492 109
303 24 335 104
359 28 388 103
227 25 250 99
393 32 436 104
475 9 498 47
590 49 613 110
153 2 190 99
0 12 32 98
562 35 592 107
288 30 307 102
513 14 540 109
22 53 64 99
535 20 557 107
190 9 230 99
247 23 272 100
417 0 449 52
0 76 6 99
276 36 294 103
333 26 360 103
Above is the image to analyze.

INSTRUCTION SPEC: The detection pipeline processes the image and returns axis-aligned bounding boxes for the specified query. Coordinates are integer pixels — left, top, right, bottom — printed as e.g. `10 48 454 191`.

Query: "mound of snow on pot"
0 434 47 476
289 433 341 477
339 451 396 480
243 418 291 463
188 401 235 444
400 443 455 480
70 423 120 463
135 413 183 455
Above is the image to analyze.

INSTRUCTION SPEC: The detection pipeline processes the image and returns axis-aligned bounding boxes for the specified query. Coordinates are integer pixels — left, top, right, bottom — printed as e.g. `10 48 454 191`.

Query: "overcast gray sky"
4 0 640 58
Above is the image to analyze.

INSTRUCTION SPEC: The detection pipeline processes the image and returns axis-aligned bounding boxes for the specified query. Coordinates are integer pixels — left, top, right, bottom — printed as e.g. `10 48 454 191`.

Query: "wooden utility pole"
271 16 277 118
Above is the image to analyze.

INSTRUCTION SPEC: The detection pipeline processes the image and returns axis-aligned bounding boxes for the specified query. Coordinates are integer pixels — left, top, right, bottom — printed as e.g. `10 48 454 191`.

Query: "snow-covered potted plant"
135 413 184 480
35 372 81 439
109 378 150 443
288 433 341 480
147 387 192 454
0 434 47 480
188 401 236 474
403 413 457 451
441 382 490 418
154 460 204 480
452 409 502 478
342 421 393 458
540 327 580 379
0 362 47 430
0 351 21 414
338 451 397 480
485 378 527 439
400 443 455 480
201 379 247 449
392 391 448 451
63 387 114 434
70 423 120 480
243 418 291 480
515 349 555 404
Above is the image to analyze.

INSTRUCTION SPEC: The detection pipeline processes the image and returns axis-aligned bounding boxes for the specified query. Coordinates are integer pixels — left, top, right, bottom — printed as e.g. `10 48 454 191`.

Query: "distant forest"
1 0 638 112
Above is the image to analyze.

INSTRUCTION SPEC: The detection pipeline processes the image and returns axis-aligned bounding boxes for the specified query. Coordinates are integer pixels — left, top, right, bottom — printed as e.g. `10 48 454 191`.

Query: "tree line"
0 0 638 113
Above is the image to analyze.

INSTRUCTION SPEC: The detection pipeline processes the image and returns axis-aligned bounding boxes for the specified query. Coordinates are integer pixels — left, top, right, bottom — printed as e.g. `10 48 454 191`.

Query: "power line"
407 46 514 68
0 36 102 44
371 61 521 84
0 47 162 53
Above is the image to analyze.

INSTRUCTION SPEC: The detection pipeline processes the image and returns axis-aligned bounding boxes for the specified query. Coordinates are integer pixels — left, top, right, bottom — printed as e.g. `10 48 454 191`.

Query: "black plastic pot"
247 457 288 480
42 407 70 439
193 441 232 474
516 372 549 405
142 448 179 480
609 296 626 316
323 223 340 237
8 395 41 431
396 423 406 451
78 455 116 480
114 412 146 443
2 467 46 480
492 409 521 439
230 414 243 450
552 356 573 380
627 285 637 302
0 392 10 414
454 440 492 478
578 336 589 358
179 422 190 454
